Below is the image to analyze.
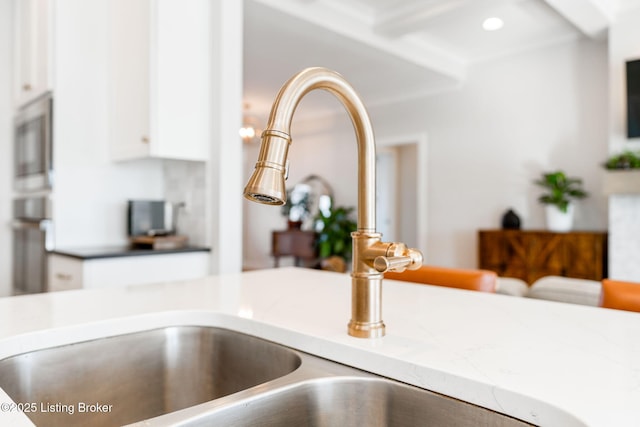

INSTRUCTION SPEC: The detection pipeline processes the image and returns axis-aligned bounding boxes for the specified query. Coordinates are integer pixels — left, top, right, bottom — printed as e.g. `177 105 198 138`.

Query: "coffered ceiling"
243 0 631 118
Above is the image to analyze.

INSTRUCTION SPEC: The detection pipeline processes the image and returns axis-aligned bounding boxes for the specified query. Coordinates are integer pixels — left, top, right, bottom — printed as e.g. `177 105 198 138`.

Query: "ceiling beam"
251 0 466 82
373 0 467 38
543 0 611 39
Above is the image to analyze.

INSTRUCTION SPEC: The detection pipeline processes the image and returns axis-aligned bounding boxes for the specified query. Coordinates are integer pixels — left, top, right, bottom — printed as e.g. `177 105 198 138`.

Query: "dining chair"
385 265 497 293
600 278 640 312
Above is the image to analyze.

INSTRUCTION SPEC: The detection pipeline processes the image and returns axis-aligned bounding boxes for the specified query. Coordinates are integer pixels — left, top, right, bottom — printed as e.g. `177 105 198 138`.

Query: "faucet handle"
374 256 411 273
373 248 423 273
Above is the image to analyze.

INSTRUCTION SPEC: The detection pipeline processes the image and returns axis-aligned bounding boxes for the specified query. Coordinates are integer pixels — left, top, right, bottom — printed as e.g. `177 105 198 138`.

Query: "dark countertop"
50 245 211 260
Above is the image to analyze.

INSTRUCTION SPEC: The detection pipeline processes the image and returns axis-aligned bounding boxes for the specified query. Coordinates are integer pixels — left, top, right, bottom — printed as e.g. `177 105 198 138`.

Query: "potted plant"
534 170 588 232
604 150 640 170
315 205 357 272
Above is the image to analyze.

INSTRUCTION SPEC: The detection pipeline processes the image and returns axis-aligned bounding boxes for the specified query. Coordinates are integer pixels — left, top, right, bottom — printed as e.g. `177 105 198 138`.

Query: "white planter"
545 204 574 232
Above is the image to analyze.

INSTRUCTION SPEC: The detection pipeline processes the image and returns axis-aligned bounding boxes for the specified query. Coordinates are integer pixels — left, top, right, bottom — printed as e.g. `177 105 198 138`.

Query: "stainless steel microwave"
14 92 53 192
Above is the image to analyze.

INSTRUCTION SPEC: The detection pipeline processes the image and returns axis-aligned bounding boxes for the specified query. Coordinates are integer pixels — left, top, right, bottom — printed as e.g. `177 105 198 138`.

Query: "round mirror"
283 175 334 231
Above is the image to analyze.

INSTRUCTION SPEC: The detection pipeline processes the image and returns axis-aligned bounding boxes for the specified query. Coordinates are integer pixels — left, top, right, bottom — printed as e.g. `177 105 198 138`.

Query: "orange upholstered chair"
384 265 497 293
600 279 640 313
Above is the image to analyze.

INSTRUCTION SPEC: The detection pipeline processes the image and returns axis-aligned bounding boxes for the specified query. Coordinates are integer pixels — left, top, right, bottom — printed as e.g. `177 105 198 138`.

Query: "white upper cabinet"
107 0 210 162
13 0 53 106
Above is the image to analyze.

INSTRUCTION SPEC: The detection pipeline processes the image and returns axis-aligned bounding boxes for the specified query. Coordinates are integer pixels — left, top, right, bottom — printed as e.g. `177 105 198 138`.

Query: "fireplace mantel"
603 170 640 195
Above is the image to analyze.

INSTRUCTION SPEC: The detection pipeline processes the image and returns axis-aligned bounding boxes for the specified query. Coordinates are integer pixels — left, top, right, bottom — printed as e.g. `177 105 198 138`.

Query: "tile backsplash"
163 160 207 246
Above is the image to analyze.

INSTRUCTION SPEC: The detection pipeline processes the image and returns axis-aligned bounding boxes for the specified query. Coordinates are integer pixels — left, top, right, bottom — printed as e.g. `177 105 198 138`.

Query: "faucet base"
348 320 386 338
348 272 385 338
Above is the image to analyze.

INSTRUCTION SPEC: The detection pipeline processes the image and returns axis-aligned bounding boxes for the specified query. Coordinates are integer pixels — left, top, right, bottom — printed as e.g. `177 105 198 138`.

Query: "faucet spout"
244 67 422 338
244 67 376 232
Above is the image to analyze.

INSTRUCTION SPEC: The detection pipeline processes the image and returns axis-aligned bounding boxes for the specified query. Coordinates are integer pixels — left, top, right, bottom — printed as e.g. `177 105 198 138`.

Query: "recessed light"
483 17 504 31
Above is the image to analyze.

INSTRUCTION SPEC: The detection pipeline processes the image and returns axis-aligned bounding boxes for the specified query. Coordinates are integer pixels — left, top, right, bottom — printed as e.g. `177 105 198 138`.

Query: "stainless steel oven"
12 197 53 295
14 92 53 192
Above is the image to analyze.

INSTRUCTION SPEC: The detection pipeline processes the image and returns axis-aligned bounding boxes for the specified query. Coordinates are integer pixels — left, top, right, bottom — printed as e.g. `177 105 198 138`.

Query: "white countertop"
1 267 639 426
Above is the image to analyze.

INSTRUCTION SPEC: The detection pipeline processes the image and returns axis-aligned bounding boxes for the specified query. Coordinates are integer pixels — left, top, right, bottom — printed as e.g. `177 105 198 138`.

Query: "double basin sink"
0 325 533 427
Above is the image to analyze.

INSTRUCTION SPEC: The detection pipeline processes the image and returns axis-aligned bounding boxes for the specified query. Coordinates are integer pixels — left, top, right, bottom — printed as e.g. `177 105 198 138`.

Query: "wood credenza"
478 230 608 285
271 230 317 268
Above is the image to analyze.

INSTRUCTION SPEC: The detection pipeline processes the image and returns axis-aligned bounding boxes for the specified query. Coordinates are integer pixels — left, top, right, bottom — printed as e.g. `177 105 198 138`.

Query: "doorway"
376 134 427 254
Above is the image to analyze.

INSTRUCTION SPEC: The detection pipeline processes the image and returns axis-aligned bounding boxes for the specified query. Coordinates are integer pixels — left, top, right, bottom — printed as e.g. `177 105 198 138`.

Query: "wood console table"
478 230 608 285
271 230 318 268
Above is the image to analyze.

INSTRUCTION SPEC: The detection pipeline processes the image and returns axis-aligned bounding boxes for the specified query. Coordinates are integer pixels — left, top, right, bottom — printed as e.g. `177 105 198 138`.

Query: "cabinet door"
478 231 527 281
478 231 507 273
48 254 83 291
563 233 607 280
107 0 209 162
108 0 152 160
14 0 52 106
526 233 565 284
499 232 530 282
153 0 209 161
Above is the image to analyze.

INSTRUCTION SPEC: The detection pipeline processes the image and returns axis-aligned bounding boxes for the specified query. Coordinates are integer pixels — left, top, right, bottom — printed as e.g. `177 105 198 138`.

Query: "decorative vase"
501 209 521 229
545 204 574 232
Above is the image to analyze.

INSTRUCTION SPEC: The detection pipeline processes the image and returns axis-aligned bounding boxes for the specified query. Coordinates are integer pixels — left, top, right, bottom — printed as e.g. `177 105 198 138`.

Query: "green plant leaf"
314 205 356 260
604 150 640 170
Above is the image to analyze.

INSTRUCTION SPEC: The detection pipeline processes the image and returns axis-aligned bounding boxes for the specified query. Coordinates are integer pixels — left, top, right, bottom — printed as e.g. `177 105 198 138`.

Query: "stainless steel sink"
0 325 541 427
176 376 533 427
0 326 301 427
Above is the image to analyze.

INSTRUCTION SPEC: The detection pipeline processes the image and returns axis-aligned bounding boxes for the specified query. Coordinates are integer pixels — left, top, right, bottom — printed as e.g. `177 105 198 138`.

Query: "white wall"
242 37 610 270
0 0 13 296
